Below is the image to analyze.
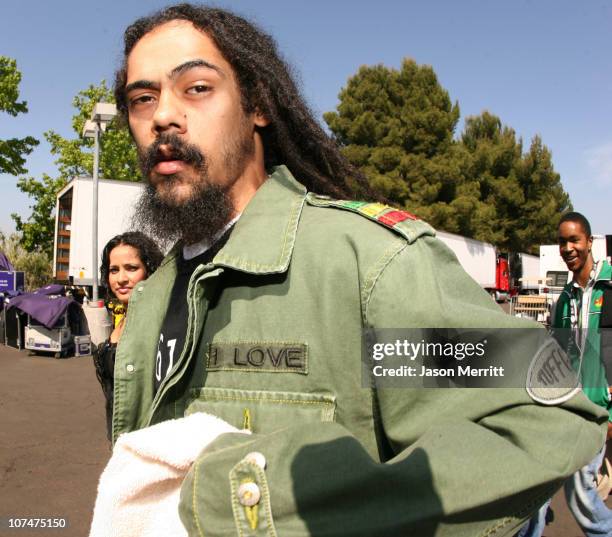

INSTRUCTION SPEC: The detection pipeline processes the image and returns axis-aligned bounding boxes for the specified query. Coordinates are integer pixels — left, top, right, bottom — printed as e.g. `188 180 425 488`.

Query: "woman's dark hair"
100 231 164 297
559 211 592 237
114 3 378 201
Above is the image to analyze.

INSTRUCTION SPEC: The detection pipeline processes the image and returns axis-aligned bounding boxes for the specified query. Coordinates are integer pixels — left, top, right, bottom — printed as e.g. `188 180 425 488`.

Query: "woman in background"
93 231 163 441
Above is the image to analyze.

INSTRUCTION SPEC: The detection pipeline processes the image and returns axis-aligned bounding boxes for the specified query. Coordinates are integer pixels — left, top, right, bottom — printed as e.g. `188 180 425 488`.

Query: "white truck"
436 230 499 294
436 231 542 300
53 177 145 285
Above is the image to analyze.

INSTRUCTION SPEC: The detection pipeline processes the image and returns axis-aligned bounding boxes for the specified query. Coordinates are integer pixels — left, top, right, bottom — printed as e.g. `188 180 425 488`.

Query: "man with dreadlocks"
108 4 607 536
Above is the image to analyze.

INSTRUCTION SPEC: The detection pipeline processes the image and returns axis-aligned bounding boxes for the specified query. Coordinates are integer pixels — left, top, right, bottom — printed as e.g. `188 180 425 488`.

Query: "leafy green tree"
12 174 66 255
513 135 572 252
0 56 39 175
12 81 140 255
460 111 571 253
325 61 571 253
459 111 524 246
0 232 52 291
324 58 469 232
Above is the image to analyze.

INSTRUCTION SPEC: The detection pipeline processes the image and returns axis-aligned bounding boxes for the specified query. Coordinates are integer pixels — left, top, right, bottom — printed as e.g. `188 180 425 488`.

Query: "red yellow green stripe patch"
378 210 417 226
336 201 419 230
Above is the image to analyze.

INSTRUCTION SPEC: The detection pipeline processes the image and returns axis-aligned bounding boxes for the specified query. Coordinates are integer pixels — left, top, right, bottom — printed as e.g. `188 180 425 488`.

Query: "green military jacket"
114 166 606 537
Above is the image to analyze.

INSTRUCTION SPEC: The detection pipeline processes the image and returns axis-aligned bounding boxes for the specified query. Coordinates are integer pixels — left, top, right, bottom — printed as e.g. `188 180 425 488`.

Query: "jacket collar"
595 259 612 282
565 260 612 298
212 165 307 274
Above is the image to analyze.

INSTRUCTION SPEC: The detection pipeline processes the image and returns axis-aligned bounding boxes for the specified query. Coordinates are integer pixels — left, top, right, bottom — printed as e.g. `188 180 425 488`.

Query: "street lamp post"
82 102 116 304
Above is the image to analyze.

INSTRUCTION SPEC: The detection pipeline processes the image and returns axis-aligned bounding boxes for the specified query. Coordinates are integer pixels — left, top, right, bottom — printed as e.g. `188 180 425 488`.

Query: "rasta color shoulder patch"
305 193 434 244
332 200 419 224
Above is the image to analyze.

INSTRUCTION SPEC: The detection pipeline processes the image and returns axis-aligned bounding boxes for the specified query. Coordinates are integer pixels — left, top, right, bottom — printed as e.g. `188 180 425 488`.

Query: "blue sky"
1 0 611 238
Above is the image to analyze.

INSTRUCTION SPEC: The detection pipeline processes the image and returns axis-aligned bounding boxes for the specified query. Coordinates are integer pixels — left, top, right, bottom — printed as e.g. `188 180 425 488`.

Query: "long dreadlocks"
114 3 375 200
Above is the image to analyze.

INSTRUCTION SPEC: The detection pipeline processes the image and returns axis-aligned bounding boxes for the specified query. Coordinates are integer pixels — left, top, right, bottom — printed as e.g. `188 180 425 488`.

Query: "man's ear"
254 109 270 128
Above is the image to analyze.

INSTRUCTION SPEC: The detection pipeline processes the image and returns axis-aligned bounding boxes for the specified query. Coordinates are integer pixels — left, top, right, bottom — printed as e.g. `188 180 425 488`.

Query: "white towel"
89 412 248 537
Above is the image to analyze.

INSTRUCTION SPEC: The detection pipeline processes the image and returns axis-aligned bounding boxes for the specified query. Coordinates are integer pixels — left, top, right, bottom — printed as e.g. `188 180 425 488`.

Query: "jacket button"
237 482 261 507
244 451 266 470
126 364 134 373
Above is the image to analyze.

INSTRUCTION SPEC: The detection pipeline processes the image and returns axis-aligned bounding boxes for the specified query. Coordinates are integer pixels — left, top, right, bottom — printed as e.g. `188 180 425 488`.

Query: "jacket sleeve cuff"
179 431 279 537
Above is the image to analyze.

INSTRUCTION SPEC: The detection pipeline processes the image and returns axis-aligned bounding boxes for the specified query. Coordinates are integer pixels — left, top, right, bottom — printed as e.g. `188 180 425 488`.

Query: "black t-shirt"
154 229 233 393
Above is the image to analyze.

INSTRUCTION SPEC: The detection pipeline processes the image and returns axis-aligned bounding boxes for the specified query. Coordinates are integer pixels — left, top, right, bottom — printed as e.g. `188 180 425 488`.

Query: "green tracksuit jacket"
113 166 607 537
553 259 612 421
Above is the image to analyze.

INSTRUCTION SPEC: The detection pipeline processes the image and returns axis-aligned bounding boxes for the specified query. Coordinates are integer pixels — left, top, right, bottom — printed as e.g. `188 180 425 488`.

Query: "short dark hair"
114 3 377 200
559 211 592 237
100 231 164 297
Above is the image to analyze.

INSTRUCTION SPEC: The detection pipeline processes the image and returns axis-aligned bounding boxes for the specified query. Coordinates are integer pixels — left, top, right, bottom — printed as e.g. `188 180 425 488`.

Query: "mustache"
138 133 205 177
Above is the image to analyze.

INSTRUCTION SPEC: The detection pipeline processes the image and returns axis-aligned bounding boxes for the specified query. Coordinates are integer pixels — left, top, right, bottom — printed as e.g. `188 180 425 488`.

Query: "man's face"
558 221 592 274
125 20 263 206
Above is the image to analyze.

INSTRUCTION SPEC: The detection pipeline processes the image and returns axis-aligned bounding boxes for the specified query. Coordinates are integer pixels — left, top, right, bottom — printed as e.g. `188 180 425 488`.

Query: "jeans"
516 499 550 537
564 444 612 537
518 445 611 537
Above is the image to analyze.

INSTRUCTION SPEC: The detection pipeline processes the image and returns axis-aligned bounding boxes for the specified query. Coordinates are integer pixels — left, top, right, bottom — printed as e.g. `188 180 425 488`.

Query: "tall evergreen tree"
459 111 524 247
324 58 466 232
460 112 571 253
513 135 572 252
325 60 571 253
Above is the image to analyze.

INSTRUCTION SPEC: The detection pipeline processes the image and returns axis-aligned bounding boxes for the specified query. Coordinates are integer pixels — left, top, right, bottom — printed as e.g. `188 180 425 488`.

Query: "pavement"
0 345 110 537
0 342 610 537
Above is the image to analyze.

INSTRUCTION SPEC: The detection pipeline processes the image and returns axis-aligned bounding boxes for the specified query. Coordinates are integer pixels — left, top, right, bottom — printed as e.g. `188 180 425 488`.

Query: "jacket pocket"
185 387 336 433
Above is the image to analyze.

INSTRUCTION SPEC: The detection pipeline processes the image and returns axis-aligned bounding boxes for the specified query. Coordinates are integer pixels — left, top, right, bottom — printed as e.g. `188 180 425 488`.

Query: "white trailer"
515 252 540 293
436 230 497 291
539 235 610 294
53 177 145 285
539 234 610 313
539 244 571 294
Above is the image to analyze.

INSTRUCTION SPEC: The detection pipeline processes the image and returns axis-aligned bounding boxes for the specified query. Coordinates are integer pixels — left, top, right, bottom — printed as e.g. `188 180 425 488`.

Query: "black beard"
133 133 234 246
133 180 233 246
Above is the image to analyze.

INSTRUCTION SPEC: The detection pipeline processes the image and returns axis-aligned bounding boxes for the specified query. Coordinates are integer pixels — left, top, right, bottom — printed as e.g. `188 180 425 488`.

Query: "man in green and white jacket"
553 211 612 536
